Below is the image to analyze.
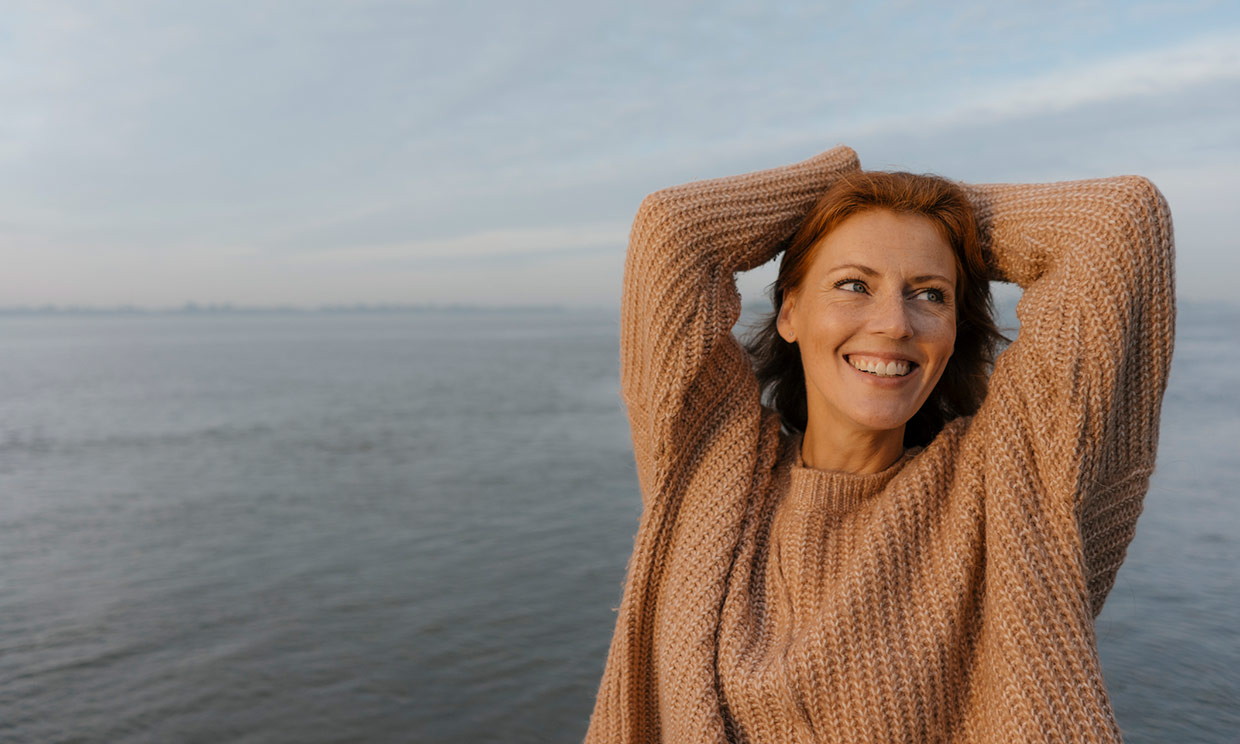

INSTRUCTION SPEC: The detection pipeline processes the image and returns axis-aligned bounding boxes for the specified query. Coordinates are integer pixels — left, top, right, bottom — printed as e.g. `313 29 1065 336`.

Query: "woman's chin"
840 406 918 438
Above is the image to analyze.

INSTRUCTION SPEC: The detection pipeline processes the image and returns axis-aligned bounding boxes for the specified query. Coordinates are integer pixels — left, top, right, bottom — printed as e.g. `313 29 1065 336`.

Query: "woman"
586 146 1175 743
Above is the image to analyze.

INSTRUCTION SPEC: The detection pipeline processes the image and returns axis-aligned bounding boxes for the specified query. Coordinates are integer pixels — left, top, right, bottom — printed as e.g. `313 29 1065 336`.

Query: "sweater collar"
783 433 919 514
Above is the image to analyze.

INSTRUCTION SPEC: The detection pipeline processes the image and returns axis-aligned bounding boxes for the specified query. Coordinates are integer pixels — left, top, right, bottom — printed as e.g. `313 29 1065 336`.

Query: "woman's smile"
845 354 917 378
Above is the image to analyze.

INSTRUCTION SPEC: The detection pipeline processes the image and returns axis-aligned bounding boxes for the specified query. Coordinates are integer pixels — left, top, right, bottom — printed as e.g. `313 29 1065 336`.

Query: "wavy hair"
746 170 1004 448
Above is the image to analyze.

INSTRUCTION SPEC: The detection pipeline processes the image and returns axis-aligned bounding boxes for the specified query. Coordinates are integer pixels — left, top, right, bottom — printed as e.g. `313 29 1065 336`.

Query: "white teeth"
849 357 911 377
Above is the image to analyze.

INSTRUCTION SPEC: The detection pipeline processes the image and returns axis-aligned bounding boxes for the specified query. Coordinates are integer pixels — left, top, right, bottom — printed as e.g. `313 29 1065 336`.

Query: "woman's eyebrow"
832 264 954 286
830 263 878 276
911 274 954 284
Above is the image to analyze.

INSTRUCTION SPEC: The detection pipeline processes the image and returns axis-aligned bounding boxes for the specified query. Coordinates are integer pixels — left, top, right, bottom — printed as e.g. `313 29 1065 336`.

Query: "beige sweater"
586 146 1176 743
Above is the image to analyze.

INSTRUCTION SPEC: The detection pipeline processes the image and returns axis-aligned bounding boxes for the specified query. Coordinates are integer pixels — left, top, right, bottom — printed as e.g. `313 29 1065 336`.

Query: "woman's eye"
913 288 945 303
836 280 867 293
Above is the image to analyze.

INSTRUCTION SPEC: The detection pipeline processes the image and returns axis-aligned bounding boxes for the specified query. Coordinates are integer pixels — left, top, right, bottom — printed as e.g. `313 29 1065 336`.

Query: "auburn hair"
745 170 1004 448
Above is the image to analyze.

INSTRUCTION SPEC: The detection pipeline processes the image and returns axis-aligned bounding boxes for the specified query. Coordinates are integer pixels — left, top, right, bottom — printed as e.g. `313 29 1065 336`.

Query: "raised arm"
620 146 861 504
964 176 1175 614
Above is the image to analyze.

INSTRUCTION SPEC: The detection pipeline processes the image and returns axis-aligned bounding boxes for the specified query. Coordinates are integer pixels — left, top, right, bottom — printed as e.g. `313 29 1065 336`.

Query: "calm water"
0 305 1236 743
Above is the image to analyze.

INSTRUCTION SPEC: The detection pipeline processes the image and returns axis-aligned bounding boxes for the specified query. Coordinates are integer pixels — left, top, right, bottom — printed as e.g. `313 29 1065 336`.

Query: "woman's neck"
800 424 905 475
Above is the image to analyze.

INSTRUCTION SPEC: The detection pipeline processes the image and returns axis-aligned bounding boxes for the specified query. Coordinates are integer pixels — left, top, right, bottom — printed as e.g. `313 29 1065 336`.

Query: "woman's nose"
871 294 914 339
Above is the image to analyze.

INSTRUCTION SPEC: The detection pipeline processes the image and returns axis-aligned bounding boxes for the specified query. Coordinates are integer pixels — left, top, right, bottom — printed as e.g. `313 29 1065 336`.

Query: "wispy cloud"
912 31 1240 129
296 224 629 265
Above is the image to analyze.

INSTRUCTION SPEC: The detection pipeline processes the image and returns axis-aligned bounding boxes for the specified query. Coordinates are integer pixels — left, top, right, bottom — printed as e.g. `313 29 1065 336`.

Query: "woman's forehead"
809 210 957 281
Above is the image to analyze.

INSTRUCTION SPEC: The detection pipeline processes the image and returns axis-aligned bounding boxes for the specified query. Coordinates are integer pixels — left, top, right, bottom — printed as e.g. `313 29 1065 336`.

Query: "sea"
1 302 1236 743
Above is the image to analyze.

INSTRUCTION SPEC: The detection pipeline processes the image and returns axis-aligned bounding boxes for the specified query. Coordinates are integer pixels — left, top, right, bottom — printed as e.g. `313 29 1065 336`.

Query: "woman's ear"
776 293 797 343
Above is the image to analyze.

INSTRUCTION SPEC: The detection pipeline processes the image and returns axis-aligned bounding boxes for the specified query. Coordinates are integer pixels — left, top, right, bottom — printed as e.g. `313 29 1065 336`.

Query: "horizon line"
1 297 1235 317
0 301 621 315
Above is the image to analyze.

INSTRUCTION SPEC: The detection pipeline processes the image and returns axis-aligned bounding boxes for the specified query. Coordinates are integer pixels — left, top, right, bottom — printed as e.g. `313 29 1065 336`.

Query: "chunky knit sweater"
586 146 1175 743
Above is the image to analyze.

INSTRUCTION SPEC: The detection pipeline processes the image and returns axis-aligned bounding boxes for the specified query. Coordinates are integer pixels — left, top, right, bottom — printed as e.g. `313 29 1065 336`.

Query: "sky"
1 0 1238 308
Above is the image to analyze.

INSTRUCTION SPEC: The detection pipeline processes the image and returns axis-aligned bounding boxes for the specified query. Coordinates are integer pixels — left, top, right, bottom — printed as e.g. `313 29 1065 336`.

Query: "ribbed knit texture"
585 146 1176 743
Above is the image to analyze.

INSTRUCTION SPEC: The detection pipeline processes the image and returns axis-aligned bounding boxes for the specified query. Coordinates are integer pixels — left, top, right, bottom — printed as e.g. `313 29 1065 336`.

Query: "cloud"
904 31 1240 130
294 224 629 265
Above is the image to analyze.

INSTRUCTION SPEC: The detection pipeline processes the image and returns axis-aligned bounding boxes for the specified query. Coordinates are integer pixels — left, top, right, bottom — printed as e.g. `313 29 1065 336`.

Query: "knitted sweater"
586 146 1175 743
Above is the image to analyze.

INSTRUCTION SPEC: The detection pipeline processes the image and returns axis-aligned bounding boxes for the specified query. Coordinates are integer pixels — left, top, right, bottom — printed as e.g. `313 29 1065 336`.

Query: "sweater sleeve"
963 176 1175 615
619 146 861 505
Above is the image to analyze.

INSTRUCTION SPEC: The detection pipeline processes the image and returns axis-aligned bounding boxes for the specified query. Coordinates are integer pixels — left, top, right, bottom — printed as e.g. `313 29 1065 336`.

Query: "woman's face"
777 209 957 440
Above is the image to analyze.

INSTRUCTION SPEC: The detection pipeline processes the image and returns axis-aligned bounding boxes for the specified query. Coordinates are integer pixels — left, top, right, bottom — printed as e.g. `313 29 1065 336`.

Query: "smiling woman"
749 171 1005 474
587 146 1176 743
776 209 960 472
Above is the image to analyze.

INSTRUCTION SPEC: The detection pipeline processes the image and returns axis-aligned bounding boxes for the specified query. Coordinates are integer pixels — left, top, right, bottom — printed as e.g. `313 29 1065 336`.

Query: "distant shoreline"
0 298 1233 317
0 303 587 316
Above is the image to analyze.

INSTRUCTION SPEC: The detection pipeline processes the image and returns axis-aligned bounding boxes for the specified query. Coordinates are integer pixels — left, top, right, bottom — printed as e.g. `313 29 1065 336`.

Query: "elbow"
1110 176 1174 253
1095 176 1176 294
631 188 686 242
